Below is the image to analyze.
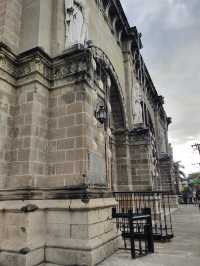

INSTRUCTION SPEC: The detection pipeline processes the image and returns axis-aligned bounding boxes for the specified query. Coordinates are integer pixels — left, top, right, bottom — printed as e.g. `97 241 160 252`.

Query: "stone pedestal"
0 191 118 266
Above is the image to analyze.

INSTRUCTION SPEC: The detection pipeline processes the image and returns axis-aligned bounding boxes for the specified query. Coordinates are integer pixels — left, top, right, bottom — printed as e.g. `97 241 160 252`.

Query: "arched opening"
141 101 160 189
91 46 131 191
109 79 126 130
108 77 128 191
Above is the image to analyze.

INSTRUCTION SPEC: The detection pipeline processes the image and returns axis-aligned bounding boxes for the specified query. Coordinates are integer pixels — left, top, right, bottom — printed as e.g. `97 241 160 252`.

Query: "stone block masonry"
47 85 91 188
0 44 95 190
6 83 49 189
129 128 159 191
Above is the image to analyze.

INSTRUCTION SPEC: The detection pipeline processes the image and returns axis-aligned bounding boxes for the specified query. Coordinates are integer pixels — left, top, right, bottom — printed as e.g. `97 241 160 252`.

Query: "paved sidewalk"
100 206 200 266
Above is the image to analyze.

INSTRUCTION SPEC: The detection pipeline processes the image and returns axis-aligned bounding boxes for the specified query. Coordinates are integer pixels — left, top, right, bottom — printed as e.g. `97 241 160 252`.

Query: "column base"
0 197 118 266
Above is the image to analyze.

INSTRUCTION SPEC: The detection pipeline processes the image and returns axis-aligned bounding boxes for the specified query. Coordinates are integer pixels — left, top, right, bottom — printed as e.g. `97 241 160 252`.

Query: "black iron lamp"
95 104 107 125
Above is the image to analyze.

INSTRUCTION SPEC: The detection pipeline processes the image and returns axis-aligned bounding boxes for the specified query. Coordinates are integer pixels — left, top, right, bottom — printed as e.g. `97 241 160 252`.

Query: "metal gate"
112 207 154 258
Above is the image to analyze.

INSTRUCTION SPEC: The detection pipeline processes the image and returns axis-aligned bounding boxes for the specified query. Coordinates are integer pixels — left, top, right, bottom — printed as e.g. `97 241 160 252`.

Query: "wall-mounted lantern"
95 104 107 125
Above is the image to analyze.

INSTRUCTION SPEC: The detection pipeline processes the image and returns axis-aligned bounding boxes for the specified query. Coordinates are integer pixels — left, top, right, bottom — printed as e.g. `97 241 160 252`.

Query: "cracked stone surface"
100 205 200 266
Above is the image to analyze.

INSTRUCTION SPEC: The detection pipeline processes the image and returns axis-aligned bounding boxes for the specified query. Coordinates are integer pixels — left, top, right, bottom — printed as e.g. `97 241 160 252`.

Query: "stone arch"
89 46 131 191
89 46 128 129
109 76 126 130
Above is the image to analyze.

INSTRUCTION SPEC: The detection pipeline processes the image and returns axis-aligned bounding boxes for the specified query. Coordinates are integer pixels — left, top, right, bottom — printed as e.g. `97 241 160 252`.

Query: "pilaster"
112 130 132 191
129 128 157 191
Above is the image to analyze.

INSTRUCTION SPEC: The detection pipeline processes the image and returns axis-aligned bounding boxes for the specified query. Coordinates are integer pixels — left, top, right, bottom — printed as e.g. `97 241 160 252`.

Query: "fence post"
128 210 136 258
144 208 154 253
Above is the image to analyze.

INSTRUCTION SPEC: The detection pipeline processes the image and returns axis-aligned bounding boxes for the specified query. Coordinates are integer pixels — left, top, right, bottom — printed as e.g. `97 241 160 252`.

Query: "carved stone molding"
0 44 94 84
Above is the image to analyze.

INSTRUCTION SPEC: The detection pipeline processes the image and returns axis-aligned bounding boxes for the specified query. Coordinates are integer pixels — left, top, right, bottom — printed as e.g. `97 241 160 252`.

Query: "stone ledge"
0 198 117 211
0 186 114 201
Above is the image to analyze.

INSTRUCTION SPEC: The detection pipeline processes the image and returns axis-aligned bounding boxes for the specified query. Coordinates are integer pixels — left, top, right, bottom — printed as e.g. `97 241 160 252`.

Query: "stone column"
129 128 155 191
113 130 132 191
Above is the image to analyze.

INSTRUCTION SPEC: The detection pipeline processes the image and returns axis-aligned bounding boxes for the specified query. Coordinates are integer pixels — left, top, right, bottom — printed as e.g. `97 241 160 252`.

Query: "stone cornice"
128 127 151 145
0 43 93 84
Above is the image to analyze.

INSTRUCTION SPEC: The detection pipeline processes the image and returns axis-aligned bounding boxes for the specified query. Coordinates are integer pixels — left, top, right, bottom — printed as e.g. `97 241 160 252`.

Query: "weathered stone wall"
5 83 49 188
48 82 97 188
0 44 120 190
0 0 23 51
0 76 16 188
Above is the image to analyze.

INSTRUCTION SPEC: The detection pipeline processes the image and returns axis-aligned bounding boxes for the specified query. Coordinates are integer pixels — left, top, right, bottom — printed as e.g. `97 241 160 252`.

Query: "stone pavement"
100 205 200 266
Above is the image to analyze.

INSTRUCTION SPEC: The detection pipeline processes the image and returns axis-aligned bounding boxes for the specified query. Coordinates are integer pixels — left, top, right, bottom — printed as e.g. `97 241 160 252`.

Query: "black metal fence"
113 191 174 241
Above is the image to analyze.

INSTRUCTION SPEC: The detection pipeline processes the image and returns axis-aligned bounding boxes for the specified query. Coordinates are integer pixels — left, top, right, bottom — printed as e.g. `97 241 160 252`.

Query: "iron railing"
113 191 174 241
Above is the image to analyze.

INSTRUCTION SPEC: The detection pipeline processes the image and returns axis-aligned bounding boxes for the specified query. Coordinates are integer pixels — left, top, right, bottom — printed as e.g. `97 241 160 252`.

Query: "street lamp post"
192 143 200 166
192 143 200 155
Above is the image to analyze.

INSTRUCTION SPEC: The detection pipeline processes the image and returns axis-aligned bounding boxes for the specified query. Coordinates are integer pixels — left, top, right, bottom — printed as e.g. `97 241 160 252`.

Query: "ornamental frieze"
0 46 93 82
53 59 88 81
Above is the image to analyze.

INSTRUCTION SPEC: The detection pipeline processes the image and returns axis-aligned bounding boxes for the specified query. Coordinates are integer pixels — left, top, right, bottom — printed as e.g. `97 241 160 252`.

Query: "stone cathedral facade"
0 0 176 265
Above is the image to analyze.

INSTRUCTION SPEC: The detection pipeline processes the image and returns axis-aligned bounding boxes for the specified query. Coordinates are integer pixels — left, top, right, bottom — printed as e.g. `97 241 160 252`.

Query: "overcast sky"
121 0 200 175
